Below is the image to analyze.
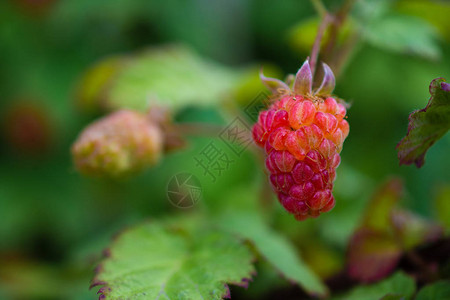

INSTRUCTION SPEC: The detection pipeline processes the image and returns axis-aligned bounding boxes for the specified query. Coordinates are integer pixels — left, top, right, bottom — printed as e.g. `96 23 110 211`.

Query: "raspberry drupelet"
252 60 349 221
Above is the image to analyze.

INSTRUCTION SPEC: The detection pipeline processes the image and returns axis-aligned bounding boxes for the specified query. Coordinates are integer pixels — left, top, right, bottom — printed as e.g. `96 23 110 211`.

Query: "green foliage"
218 212 328 297
361 179 403 231
93 221 255 299
354 0 391 22
0 260 96 299
397 78 450 167
397 0 450 41
379 294 406 300
104 46 240 112
75 56 125 113
289 0 443 61
415 280 450 300
334 272 416 300
435 185 450 232
207 185 328 296
1 0 450 299
74 45 244 114
347 228 402 283
288 17 355 53
351 0 443 60
347 179 443 282
362 15 441 60
391 210 443 251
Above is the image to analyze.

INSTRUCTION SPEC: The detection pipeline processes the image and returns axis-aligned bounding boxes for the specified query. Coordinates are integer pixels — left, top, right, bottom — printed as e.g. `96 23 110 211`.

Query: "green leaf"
301 241 343 280
354 0 391 23
362 14 441 60
334 272 416 300
434 185 450 231
75 56 125 114
379 294 406 300
217 212 328 297
0 259 97 299
397 0 450 41
397 78 450 167
104 45 240 112
92 222 255 299
415 280 450 300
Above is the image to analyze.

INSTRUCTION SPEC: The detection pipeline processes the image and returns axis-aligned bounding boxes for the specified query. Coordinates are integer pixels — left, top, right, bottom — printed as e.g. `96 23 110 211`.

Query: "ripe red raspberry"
253 60 349 221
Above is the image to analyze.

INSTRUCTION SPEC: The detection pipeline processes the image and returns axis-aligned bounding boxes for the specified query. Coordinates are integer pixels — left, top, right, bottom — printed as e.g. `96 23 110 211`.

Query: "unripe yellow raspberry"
72 110 163 177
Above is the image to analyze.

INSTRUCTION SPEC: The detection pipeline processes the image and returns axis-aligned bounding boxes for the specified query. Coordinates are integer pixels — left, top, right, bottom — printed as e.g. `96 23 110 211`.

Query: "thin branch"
310 0 327 17
340 0 358 18
323 0 358 73
332 32 360 77
310 13 332 80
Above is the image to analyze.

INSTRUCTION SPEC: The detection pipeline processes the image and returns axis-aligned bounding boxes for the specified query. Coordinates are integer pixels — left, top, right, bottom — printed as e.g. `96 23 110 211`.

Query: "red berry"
292 161 314 183
289 100 316 129
254 60 349 220
290 182 315 200
267 127 290 150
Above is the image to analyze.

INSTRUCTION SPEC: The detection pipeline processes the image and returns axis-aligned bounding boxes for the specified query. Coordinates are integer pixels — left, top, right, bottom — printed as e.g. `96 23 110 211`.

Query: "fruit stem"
309 13 332 81
322 0 358 75
333 31 360 78
310 0 327 17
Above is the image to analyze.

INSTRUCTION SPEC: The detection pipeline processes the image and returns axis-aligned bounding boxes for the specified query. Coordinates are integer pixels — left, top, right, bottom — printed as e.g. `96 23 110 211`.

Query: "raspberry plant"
0 0 449 299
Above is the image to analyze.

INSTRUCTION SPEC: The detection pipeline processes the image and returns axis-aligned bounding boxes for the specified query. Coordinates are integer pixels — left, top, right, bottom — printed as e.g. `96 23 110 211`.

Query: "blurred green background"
0 0 449 299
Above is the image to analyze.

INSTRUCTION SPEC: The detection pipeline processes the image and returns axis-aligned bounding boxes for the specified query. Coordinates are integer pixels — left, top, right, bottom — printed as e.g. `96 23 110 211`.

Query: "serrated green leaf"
217 212 328 297
397 78 450 167
362 14 441 60
104 45 240 112
92 222 255 299
415 280 450 300
333 272 416 300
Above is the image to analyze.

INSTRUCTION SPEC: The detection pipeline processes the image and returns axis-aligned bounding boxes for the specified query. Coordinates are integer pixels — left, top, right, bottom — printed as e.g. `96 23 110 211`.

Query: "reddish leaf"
347 179 403 283
397 78 450 167
347 228 402 283
390 209 444 250
361 178 404 232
